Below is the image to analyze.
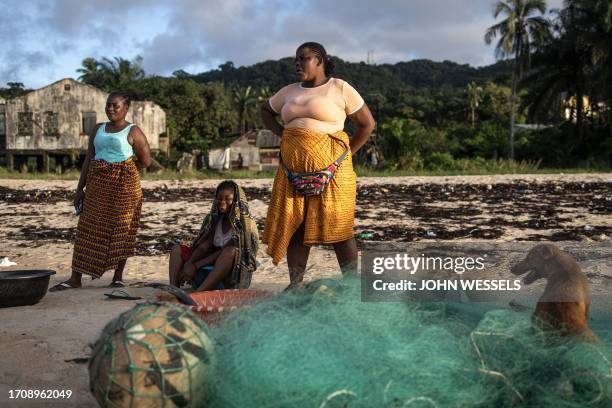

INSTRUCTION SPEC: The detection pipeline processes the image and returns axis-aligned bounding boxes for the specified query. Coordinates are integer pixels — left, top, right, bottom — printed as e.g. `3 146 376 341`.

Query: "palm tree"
522 1 611 138
576 0 612 125
100 56 145 89
466 82 483 127
77 57 105 88
257 86 272 103
233 85 257 134
77 56 145 90
485 0 550 159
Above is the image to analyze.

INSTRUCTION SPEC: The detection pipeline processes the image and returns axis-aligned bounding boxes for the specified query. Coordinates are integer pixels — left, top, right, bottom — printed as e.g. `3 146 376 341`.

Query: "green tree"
168 80 236 151
521 12 584 126
0 82 28 99
128 77 236 153
572 0 612 129
78 56 145 91
485 0 550 159
522 1 611 138
258 86 272 103
466 82 483 126
232 85 258 134
480 82 514 124
100 56 145 89
77 58 106 88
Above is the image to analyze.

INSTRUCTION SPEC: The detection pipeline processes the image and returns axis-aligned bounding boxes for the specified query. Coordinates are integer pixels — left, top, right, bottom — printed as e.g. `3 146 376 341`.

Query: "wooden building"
254 129 281 170
2 78 167 172
206 129 280 171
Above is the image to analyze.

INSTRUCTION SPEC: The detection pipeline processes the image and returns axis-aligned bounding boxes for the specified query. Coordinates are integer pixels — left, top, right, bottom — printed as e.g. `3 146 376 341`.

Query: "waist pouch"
281 137 349 197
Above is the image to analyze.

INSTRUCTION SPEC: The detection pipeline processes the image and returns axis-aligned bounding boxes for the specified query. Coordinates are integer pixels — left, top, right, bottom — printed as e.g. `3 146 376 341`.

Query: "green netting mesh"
89 303 215 407
205 277 612 407
90 278 612 407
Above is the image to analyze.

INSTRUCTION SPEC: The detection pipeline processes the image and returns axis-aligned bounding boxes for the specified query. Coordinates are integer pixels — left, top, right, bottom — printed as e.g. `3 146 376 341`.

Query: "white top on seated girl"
213 219 233 247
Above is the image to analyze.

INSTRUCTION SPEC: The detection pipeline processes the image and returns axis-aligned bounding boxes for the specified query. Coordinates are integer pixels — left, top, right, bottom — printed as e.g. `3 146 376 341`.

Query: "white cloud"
0 0 568 88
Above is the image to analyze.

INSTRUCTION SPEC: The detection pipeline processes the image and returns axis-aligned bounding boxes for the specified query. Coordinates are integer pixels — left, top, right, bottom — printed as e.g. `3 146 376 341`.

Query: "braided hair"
108 91 131 108
297 42 335 76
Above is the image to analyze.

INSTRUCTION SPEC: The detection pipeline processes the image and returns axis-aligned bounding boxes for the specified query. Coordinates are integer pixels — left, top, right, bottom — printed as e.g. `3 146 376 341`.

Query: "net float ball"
89 303 215 407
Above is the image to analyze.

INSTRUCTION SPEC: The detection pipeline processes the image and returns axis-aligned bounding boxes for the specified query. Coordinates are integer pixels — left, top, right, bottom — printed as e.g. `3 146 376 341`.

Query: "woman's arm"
192 249 222 269
188 236 214 265
182 253 222 282
260 101 284 137
347 104 376 155
74 124 100 205
128 127 152 169
181 236 213 280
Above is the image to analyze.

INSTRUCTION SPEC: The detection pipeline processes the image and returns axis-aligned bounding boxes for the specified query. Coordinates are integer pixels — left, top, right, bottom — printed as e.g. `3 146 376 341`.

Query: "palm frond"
493 1 513 19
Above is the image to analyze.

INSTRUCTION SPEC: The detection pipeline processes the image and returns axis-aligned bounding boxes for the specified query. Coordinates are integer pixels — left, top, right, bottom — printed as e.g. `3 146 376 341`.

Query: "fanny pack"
281 139 349 197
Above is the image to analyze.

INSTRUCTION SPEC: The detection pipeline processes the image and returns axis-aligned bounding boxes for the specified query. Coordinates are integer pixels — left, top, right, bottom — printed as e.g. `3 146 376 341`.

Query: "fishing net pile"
89 278 612 407
205 277 612 407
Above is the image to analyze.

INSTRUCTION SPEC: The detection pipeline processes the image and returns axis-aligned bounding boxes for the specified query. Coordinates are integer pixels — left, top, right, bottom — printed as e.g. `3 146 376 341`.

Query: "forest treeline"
2 0 610 170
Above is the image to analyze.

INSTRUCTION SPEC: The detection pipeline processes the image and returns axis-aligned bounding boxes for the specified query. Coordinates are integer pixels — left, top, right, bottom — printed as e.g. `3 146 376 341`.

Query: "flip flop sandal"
104 289 143 301
49 281 80 292
108 280 126 288
127 281 150 287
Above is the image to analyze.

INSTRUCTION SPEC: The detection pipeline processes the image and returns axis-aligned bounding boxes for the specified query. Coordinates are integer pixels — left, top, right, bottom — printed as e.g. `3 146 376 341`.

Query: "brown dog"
511 243 599 343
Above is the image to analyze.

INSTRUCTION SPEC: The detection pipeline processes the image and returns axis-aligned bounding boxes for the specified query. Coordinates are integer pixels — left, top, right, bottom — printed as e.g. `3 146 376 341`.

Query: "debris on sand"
2 182 610 255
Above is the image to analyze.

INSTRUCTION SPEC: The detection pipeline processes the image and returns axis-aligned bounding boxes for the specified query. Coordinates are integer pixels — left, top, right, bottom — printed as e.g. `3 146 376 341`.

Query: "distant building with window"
561 93 608 122
2 78 167 172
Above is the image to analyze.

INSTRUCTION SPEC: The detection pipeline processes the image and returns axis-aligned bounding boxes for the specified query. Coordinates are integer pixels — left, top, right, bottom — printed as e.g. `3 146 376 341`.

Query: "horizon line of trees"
1 0 609 169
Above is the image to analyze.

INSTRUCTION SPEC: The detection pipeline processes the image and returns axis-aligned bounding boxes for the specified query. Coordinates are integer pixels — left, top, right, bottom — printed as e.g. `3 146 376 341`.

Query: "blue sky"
1 0 564 89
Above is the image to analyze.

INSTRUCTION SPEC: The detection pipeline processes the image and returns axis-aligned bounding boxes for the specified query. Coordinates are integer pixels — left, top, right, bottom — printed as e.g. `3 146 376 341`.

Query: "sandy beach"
1 173 611 407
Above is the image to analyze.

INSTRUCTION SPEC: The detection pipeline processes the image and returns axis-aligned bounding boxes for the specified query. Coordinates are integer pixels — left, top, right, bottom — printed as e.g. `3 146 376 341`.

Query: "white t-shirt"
268 78 365 134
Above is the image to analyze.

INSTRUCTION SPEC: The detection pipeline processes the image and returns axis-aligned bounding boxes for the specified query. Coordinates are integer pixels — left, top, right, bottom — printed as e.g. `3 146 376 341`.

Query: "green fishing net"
89 279 612 407
203 277 612 407
89 303 215 407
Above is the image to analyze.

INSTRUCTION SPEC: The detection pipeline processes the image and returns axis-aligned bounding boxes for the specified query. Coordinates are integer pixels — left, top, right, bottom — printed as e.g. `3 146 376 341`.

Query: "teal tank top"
93 123 135 163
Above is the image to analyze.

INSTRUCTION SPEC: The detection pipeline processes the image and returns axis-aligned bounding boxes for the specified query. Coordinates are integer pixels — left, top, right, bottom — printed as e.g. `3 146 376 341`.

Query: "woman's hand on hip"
348 103 376 154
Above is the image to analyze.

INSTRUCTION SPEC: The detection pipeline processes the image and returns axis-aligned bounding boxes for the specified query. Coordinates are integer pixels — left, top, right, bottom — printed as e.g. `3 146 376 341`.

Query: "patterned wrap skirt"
263 127 356 265
71 159 142 278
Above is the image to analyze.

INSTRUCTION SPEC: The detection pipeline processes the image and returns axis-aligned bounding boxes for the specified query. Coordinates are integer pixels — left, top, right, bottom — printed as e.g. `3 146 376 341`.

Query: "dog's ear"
538 244 555 260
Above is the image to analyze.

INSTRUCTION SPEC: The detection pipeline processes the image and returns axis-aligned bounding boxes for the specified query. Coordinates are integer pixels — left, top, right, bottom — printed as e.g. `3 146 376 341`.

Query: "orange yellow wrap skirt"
263 127 356 264
71 159 142 278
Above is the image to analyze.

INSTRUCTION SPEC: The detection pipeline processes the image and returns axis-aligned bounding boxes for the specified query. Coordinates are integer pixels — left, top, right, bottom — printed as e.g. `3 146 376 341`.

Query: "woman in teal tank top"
50 92 152 291
93 122 136 163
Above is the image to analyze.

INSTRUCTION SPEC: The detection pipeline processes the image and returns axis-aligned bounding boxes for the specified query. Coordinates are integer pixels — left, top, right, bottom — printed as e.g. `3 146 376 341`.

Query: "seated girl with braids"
168 180 259 292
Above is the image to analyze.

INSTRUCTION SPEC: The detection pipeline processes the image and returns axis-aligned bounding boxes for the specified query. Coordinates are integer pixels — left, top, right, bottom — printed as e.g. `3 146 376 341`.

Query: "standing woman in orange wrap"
261 42 375 286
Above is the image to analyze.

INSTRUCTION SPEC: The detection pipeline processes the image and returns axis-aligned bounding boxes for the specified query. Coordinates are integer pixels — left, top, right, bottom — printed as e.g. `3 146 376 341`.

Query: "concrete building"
2 78 167 172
